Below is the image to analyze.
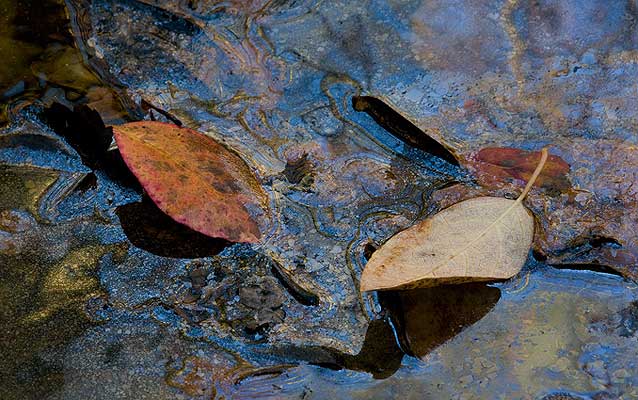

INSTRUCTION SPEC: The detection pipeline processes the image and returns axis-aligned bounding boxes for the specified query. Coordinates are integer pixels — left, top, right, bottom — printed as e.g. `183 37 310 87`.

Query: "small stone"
611 368 630 382
459 374 474 386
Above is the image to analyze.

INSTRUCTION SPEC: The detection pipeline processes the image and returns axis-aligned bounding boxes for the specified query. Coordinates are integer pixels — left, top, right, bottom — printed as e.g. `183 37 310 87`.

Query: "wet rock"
3 0 638 398
616 300 638 338
391 0 638 279
64 0 638 367
410 0 512 76
68 0 467 354
193 247 295 341
166 355 233 398
230 276 287 336
57 318 241 400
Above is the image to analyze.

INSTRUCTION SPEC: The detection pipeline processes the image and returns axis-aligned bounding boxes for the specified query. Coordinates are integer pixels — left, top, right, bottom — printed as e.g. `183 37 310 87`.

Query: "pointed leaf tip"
360 147 549 292
360 197 534 291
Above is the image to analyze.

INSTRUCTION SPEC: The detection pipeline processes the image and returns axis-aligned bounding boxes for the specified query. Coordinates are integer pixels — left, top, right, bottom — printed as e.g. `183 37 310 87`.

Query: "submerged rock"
71 0 638 282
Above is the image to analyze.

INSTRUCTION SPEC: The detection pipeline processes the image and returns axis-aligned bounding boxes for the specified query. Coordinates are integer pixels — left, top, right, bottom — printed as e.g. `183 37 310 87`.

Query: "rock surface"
2 0 638 398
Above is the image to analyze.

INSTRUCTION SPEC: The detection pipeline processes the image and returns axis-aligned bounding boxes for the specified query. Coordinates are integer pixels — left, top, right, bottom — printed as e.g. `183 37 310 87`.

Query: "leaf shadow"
116 195 231 258
42 102 141 190
267 318 404 379
338 318 405 379
380 282 501 358
268 283 499 380
42 103 112 169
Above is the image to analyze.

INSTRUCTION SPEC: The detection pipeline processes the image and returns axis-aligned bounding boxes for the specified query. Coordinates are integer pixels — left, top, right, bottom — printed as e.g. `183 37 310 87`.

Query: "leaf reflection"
383 282 501 357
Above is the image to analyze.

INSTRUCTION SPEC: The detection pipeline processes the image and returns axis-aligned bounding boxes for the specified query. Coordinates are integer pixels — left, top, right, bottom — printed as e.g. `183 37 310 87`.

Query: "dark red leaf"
467 147 571 191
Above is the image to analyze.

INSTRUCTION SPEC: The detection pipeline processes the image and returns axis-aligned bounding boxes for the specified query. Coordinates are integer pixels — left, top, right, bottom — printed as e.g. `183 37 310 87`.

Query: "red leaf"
113 121 267 243
467 147 571 191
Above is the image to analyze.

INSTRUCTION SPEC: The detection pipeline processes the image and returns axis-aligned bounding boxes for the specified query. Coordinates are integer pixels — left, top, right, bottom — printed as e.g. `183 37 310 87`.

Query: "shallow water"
236 269 638 399
1 0 637 399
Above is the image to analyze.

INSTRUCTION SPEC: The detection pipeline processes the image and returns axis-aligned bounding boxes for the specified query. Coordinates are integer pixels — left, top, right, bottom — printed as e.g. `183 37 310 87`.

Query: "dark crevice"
312 362 342 371
233 365 298 385
561 235 623 254
545 236 626 279
270 261 320 306
116 195 231 258
617 300 638 337
435 180 461 191
141 99 183 126
282 153 314 187
74 172 98 192
123 0 200 36
352 95 459 166
363 241 378 261
588 236 622 249
549 263 624 277
532 249 548 262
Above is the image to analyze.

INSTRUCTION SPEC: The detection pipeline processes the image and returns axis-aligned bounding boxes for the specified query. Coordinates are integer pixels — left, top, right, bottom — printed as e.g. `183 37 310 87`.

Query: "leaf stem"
516 147 549 204
428 146 550 276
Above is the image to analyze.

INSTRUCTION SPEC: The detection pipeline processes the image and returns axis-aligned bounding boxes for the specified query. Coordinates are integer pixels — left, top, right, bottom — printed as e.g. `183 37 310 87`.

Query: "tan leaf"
360 148 549 292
